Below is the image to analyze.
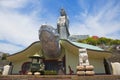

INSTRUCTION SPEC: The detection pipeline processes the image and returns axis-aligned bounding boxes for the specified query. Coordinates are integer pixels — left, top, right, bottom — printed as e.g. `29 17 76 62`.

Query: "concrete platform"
0 75 120 80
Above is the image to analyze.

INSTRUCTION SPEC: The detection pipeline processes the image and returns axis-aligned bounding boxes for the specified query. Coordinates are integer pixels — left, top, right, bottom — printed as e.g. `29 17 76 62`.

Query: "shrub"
44 70 57 75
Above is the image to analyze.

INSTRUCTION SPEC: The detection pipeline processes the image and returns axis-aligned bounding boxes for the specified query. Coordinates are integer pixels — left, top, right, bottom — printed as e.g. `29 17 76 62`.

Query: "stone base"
76 65 95 76
0 75 120 80
86 65 94 71
34 72 41 75
77 71 85 76
76 66 85 71
76 65 94 71
27 72 32 75
85 71 95 76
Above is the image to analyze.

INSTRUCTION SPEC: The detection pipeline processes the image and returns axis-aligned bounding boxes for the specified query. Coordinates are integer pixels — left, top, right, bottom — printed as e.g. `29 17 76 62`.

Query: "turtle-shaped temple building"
7 9 112 75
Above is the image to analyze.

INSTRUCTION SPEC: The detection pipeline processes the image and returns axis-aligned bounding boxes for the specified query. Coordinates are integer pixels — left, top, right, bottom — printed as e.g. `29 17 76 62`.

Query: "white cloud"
0 42 23 54
0 11 40 45
71 0 120 39
0 0 57 54
0 0 29 9
0 0 43 54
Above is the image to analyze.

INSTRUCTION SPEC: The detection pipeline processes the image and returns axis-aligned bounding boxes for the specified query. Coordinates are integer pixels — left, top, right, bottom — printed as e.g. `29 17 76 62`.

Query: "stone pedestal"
77 71 85 76
34 72 41 75
76 65 95 76
27 72 32 75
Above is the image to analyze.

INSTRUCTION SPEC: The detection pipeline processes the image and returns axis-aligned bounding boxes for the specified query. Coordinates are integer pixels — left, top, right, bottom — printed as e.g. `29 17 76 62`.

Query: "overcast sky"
0 0 120 54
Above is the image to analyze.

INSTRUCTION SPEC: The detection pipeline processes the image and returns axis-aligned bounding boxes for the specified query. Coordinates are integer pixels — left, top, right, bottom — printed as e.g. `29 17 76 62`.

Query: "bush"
44 70 57 75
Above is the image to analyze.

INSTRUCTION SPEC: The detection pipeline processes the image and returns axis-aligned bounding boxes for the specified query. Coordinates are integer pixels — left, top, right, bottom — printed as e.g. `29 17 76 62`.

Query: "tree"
77 37 120 46
78 37 99 46
111 39 120 45
1 53 8 60
98 37 112 45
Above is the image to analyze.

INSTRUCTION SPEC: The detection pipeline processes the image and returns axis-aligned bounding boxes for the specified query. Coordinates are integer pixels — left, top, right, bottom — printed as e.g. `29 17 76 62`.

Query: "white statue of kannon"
57 8 70 39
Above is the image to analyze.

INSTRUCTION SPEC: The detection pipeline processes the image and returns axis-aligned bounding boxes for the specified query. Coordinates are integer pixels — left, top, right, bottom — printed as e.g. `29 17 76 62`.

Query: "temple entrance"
44 60 59 72
43 56 66 74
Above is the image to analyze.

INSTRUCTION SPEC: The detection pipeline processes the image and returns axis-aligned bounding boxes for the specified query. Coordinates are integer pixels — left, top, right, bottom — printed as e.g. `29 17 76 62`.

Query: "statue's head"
60 8 66 16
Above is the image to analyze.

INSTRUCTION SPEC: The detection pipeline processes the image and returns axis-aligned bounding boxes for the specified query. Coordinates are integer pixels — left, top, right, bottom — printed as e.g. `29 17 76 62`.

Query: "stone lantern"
29 53 45 75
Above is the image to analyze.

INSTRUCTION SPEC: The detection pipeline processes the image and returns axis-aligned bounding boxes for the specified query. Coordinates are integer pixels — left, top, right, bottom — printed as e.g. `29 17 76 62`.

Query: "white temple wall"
65 49 106 74
12 59 29 74
65 50 79 74
89 58 105 74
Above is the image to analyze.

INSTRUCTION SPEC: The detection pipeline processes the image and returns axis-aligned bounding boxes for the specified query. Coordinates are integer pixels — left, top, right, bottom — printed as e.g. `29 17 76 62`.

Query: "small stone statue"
79 48 89 66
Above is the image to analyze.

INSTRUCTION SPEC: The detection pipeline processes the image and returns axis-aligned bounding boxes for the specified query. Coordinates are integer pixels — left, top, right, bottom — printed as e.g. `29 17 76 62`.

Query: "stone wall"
0 75 120 80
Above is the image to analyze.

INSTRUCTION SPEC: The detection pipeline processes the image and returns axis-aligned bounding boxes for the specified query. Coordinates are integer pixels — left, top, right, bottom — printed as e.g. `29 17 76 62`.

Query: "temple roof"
7 39 112 62
61 39 109 52
60 39 112 59
69 40 104 51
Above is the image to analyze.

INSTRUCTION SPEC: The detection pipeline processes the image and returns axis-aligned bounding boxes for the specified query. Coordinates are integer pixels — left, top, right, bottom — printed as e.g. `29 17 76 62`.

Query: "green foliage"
44 70 57 75
78 37 99 46
78 37 120 46
1 53 8 60
111 39 120 45
98 37 112 45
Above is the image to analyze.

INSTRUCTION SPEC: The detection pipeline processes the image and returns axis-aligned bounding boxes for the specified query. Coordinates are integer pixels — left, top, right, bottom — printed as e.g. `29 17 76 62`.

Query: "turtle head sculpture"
39 25 61 59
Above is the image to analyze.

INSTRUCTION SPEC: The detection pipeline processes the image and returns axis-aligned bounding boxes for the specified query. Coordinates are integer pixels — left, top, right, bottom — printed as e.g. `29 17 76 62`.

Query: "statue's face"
60 9 65 16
